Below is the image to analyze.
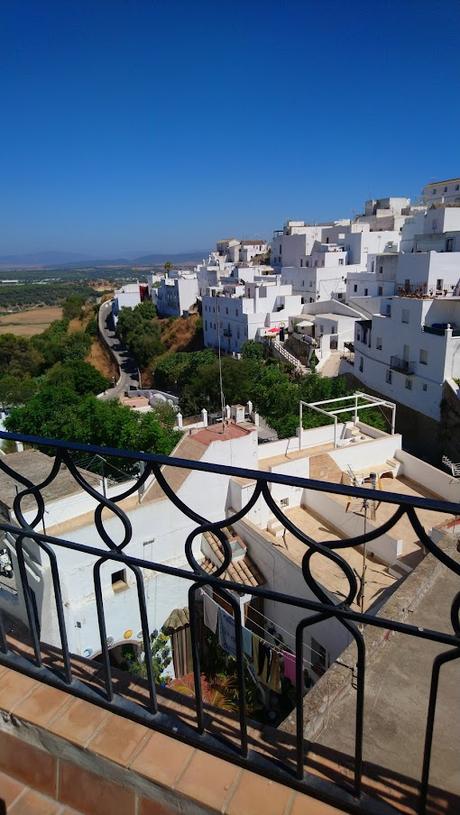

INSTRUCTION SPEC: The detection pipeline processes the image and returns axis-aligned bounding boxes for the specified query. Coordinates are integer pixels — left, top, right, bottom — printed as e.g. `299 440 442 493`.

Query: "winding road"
98 300 140 400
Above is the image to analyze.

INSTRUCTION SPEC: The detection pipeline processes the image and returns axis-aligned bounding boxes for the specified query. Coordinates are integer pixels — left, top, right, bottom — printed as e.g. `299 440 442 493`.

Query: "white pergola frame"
299 392 396 449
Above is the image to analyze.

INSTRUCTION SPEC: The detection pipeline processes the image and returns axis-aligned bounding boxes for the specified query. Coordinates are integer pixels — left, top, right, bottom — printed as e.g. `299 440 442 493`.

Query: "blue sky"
1 0 460 257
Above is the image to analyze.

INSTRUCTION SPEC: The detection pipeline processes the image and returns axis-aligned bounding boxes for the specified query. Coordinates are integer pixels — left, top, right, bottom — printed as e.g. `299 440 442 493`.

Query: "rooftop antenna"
216 292 226 430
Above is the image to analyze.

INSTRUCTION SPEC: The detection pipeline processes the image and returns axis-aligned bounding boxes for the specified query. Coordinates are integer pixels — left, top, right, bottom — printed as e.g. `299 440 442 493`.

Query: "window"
205 320 207 330
364 288 368 296
279 244 282 254
405 378 412 390
378 286 383 296
300 259 303 267
432 188 436 194
436 279 444 291
338 258 343 265
385 369 392 384
444 186 448 192
419 349 428 365
353 284 358 293
359 356 364 372
386 304 392 317
379 265 383 274
371 261 375 273
325 237 329 244
225 307 228 314
422 383 428 391
309 280 313 287
402 308 409 324
280 497 289 508
376 337 382 350
446 238 454 252
456 184 460 191
112 569 128 591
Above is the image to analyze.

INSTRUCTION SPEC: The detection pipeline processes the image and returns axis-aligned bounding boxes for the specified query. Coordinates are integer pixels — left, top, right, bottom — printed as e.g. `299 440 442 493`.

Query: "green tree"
241 340 264 360
0 375 38 408
62 294 85 321
45 360 109 395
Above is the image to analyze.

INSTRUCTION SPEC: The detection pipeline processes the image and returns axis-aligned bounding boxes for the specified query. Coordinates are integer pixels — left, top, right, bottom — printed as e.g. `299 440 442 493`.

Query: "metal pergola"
299 392 396 448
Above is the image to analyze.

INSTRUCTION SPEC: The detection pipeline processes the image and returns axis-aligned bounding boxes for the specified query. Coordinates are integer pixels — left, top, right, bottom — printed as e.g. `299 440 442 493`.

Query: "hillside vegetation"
116 302 203 384
1 296 178 468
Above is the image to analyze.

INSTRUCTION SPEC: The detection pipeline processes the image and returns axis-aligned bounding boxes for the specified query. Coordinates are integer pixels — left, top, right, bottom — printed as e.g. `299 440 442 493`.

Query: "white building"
153 271 199 317
273 209 403 304
113 282 150 316
216 238 268 265
202 275 302 354
422 177 460 205
0 406 456 688
196 253 271 298
353 294 460 420
289 299 363 368
347 251 399 300
238 239 268 263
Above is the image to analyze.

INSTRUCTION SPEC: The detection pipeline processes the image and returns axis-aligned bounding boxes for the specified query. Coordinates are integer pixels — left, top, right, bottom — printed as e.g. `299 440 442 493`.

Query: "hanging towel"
253 635 271 685
253 634 282 693
267 651 282 693
282 651 296 686
218 608 237 657
242 626 253 658
203 593 219 634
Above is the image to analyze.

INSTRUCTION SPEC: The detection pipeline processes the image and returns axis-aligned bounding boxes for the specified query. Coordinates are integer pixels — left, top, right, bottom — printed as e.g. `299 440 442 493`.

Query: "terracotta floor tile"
0 732 56 797
9 788 61 815
226 770 294 815
46 697 109 746
130 732 194 788
0 768 25 807
86 711 149 765
59 759 135 815
290 792 345 815
0 670 36 711
139 797 180 815
175 750 241 811
11 683 70 726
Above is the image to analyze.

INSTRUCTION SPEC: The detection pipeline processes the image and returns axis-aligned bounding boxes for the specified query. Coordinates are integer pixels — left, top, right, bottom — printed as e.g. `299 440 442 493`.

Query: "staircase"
271 338 308 375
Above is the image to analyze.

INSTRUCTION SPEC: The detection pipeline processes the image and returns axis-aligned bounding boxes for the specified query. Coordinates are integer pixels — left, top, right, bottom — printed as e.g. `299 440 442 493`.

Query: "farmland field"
0 306 63 336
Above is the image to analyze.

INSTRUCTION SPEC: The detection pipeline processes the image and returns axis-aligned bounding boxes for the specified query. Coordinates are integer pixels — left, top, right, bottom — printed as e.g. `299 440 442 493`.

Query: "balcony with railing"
0 430 458 815
423 323 460 337
389 356 415 375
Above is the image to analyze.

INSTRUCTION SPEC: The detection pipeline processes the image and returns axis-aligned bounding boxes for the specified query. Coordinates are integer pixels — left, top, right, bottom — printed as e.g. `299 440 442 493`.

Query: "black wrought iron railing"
0 430 458 815
389 355 415 375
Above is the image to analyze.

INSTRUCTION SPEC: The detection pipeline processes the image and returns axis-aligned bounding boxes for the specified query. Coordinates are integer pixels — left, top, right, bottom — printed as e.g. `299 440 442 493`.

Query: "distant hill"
0 250 209 269
0 251 93 267
131 251 207 265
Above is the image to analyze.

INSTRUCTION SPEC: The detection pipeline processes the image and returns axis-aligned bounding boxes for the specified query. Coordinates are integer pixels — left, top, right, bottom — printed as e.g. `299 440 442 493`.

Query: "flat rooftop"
281 505 397 611
0 450 100 513
312 541 460 812
258 432 374 472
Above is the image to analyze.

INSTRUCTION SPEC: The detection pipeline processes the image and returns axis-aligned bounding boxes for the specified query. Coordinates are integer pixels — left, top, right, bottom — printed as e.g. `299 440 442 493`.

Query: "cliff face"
440 379 460 464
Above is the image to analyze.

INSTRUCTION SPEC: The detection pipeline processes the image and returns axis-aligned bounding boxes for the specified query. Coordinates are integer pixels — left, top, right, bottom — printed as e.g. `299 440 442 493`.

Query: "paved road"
98 300 140 400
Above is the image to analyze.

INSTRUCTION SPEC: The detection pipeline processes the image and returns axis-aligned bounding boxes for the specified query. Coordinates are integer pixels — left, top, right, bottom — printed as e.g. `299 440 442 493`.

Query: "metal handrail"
0 429 458 815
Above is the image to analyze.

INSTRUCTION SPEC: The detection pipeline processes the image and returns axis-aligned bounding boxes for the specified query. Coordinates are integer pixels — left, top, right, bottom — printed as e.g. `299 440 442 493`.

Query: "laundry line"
247 602 328 662
201 589 317 673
